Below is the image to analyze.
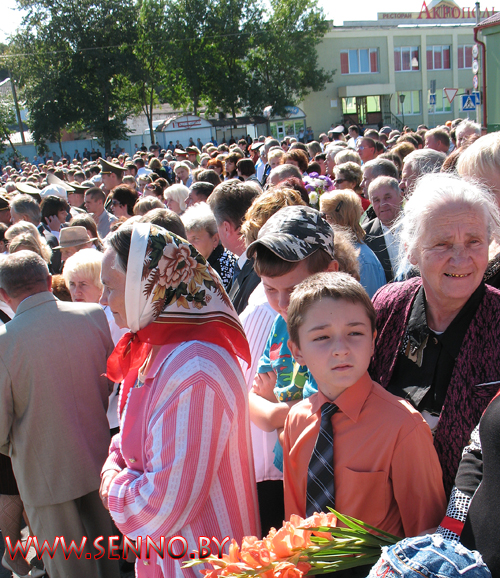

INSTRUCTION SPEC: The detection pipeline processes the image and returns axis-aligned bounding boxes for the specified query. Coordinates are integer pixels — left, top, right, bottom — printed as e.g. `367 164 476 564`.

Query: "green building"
476 12 500 132
300 0 496 134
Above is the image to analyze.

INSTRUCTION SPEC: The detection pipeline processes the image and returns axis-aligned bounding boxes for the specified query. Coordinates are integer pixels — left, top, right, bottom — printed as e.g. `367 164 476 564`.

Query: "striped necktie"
306 402 338 517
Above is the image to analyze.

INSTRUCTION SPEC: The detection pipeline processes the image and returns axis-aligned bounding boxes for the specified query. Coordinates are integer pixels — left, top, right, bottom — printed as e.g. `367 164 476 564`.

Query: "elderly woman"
181 202 236 289
163 183 188 215
6 222 52 264
320 190 385 297
370 173 500 496
99 222 259 577
62 248 126 434
333 161 369 211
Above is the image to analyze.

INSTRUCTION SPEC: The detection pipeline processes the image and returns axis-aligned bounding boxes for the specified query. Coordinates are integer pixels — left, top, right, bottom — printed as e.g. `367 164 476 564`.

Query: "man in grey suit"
363 176 404 283
0 252 119 578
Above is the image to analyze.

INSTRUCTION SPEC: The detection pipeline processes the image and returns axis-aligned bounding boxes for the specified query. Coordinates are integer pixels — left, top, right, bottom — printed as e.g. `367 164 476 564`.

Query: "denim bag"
367 534 491 578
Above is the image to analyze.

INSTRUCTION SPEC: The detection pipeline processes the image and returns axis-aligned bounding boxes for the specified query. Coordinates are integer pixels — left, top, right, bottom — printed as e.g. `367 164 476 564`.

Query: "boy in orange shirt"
283 272 446 538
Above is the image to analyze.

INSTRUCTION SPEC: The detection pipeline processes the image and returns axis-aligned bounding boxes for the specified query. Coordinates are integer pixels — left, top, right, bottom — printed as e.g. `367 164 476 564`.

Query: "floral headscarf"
107 222 250 388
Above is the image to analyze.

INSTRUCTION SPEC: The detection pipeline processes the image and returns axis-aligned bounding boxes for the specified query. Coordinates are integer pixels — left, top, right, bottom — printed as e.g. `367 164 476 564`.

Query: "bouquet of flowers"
183 510 400 577
302 173 334 208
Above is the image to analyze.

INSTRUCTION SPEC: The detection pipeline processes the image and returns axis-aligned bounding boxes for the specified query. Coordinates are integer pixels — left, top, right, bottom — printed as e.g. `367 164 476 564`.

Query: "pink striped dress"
103 341 261 577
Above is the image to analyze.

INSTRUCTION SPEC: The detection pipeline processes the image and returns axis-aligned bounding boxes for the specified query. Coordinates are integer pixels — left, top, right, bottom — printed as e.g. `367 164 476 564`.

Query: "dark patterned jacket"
369 278 500 496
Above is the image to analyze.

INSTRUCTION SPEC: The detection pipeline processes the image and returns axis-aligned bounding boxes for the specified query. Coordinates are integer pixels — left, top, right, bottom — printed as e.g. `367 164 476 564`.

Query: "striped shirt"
239 283 283 482
103 341 260 577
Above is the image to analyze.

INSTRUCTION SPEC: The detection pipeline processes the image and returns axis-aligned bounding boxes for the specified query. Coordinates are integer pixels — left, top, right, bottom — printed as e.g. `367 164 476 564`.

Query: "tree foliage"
10 0 138 152
7 0 333 150
0 92 16 156
246 0 333 117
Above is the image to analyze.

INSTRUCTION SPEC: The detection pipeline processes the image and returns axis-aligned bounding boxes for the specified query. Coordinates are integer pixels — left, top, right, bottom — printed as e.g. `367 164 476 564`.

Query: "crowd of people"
0 117 499 578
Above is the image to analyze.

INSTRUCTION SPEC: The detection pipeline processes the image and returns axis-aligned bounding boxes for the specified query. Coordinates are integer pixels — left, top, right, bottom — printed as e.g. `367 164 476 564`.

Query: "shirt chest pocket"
337 468 390 528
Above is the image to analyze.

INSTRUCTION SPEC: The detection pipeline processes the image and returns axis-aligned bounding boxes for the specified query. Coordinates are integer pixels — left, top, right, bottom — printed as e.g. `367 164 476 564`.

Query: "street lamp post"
399 94 406 129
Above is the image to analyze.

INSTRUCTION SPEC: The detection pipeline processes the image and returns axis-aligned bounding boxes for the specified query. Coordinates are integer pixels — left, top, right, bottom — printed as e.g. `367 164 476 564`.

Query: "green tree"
163 0 215 115
11 0 139 153
0 93 17 157
246 0 333 117
130 0 188 144
201 0 262 119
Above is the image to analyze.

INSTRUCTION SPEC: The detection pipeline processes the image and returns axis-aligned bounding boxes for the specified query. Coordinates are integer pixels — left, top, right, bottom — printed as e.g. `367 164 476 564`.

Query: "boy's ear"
326 260 339 273
288 338 306 366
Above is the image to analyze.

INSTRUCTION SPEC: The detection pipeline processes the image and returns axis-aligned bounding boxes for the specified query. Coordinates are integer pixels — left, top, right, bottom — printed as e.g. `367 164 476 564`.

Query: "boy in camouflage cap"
246 205 339 470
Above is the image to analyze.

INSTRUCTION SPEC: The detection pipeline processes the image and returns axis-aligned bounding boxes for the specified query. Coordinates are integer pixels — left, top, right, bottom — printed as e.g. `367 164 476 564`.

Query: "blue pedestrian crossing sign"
461 94 476 111
429 93 436 105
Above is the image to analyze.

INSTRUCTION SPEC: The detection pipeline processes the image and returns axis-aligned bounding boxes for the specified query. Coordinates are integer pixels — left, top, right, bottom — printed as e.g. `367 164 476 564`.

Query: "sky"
0 0 427 44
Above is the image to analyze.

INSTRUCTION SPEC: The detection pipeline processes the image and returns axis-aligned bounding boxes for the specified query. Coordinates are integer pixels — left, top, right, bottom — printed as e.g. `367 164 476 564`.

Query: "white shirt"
381 223 402 273
255 158 265 183
239 283 283 483
103 306 127 430
136 167 153 178
347 136 360 150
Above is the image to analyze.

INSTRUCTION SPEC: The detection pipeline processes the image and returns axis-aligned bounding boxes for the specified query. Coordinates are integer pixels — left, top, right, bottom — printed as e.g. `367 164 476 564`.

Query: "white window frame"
394 46 420 72
397 91 421 115
427 45 451 70
457 45 474 69
340 48 379 74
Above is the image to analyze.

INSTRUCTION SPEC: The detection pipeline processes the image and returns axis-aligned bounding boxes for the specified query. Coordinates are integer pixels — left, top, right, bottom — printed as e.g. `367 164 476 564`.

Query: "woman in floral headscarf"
99 222 260 577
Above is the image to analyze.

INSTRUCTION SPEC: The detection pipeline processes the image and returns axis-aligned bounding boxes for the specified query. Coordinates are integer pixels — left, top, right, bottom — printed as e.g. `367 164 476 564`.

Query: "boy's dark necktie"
232 261 241 284
306 402 338 517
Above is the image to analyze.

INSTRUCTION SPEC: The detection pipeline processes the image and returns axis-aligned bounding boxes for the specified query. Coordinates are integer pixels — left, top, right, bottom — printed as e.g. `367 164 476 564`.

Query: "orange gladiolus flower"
273 560 311 577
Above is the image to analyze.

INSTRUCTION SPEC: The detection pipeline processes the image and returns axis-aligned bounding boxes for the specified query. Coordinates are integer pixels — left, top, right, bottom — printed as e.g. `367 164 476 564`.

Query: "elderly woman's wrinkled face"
68 272 102 304
100 249 127 328
186 228 219 260
411 202 489 306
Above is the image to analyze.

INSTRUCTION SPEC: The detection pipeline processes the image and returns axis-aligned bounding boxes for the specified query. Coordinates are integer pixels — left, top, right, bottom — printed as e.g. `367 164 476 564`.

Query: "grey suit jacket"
0 292 114 507
363 217 394 283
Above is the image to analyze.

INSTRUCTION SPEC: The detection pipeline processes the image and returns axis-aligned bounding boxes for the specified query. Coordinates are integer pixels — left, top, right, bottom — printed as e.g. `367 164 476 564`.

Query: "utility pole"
9 73 25 145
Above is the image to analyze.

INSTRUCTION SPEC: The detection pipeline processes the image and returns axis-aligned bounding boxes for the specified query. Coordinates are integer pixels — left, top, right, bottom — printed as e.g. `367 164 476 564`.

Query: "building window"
397 91 421 115
428 89 452 113
394 47 420 71
458 45 473 69
340 49 379 74
427 46 451 70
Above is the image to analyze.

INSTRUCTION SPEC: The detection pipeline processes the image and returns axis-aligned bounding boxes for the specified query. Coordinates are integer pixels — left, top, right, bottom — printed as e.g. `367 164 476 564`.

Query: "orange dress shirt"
283 372 447 538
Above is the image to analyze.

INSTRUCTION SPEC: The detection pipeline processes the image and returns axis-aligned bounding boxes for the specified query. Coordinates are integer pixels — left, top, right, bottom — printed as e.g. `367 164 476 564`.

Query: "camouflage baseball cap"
246 205 335 262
